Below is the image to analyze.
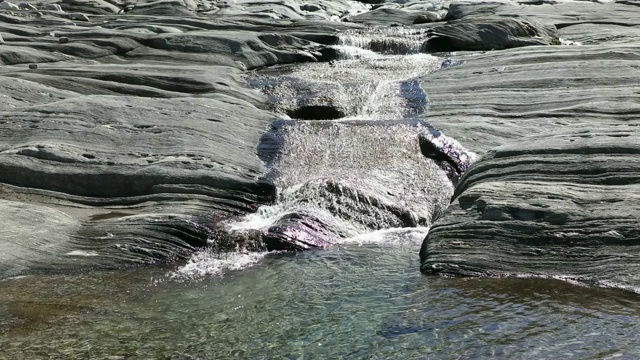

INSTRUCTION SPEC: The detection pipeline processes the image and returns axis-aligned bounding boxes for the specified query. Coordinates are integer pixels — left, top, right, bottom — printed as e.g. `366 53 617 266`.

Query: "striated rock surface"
419 0 640 290
0 0 368 278
421 131 640 289
424 17 559 52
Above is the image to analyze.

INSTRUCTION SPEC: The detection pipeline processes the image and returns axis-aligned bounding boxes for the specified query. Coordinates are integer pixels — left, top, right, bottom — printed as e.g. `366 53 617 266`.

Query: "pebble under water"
2 28 640 359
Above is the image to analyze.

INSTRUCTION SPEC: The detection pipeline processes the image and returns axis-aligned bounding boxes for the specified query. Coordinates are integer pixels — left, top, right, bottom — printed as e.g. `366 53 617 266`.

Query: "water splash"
252 51 441 120
224 120 462 250
338 28 432 55
170 249 269 280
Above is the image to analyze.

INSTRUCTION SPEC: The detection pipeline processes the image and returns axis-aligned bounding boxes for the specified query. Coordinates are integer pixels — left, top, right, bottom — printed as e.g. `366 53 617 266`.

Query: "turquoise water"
2 239 640 359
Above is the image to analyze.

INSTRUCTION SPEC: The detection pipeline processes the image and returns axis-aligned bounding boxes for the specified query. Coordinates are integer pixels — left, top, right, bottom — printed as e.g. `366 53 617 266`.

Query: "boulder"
424 17 559 52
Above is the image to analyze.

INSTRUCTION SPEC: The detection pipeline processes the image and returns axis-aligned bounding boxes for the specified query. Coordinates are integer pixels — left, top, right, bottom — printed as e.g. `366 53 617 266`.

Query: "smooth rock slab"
425 17 559 52
420 131 640 291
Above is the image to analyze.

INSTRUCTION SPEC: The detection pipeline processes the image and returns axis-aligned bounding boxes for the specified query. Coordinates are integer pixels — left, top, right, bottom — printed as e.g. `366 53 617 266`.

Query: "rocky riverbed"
4 0 640 357
1 0 639 290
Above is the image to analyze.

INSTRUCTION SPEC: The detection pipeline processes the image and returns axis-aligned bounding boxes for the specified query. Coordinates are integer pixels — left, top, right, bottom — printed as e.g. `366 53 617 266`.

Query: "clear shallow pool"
2 237 640 359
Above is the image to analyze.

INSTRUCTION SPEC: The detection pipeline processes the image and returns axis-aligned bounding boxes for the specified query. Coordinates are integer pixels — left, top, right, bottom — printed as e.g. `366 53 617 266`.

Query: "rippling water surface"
2 28 640 359
2 243 640 359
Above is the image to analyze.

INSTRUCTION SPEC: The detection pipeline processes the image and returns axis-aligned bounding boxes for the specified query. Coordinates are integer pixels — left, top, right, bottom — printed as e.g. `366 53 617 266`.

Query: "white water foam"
262 49 441 120
338 28 431 54
341 227 430 246
170 249 269 280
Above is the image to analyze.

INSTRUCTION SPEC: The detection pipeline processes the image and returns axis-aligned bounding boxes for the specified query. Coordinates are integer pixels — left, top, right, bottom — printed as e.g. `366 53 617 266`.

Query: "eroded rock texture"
0 0 367 278
419 0 640 290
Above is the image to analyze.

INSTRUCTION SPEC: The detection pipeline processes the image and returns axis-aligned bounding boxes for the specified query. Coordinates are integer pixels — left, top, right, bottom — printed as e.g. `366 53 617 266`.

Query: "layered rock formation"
419 0 640 290
0 0 366 278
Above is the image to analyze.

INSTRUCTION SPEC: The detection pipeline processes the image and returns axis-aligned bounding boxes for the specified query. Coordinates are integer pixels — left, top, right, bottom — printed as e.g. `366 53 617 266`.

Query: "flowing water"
2 29 640 359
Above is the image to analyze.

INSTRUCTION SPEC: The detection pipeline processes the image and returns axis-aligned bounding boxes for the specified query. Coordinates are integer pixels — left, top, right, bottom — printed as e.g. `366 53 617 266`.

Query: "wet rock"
28 63 37 69
420 131 640 290
424 17 559 52
263 212 337 251
418 132 474 184
58 36 69 43
413 11 441 24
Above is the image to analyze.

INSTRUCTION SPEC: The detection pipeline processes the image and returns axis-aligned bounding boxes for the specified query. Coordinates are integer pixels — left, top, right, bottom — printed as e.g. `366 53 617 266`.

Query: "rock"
415 0 640 293
28 63 37 69
424 17 559 52
0 1 19 10
300 3 321 12
40 3 64 12
42 3 63 11
345 8 423 26
0 33 3 45
413 11 441 24
69 12 89 21
263 211 337 251
420 131 640 289
18 2 37 10
58 0 120 14
418 132 475 185
58 36 69 43
0 65 277 276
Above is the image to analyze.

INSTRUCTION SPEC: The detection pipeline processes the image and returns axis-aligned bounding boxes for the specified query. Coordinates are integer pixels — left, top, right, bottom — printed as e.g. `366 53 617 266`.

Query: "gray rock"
300 4 322 12
0 65 276 276
41 3 63 11
416 0 640 293
58 36 69 43
28 63 37 69
69 12 89 21
346 8 423 26
424 17 559 52
420 131 640 290
0 33 3 45
413 11 442 24
0 1 19 10
58 0 120 14
18 2 37 10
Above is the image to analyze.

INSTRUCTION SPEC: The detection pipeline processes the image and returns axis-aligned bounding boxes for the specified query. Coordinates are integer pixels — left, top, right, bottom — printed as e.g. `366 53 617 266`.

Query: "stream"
2 28 640 359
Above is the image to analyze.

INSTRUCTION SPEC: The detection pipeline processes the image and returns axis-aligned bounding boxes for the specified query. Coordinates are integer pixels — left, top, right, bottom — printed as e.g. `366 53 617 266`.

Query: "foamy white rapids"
260 51 441 120
170 249 268 280
560 38 583 46
341 227 430 246
226 121 457 248
338 28 431 54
